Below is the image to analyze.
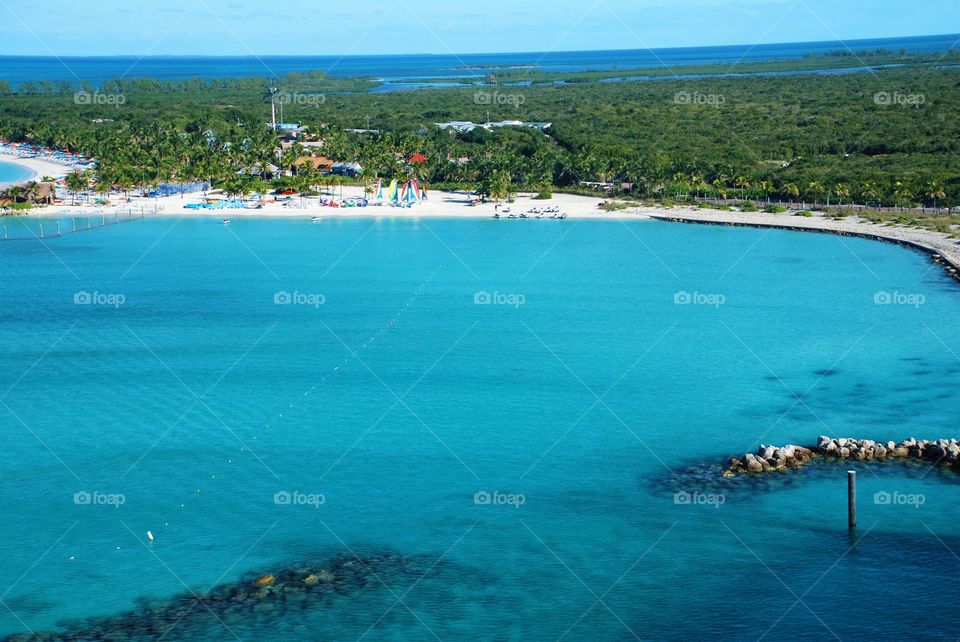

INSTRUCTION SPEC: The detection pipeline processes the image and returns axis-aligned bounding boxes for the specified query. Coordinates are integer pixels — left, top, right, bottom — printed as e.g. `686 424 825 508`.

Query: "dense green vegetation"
0 48 958 210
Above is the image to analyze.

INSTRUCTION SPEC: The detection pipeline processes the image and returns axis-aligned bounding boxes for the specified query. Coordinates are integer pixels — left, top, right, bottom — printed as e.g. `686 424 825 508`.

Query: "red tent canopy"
408 153 427 164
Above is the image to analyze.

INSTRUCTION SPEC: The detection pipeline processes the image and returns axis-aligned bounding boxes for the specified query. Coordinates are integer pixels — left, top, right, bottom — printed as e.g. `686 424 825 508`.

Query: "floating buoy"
147 531 154 542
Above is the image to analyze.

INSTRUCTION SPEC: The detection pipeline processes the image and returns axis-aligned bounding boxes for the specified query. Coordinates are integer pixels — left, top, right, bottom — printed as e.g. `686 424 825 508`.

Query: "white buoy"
147 531 154 542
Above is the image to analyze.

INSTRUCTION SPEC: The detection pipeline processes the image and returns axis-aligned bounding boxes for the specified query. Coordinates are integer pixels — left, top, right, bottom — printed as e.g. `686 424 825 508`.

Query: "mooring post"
39 223 44 239
101 214 105 227
56 221 61 237
847 470 857 529
72 218 76 234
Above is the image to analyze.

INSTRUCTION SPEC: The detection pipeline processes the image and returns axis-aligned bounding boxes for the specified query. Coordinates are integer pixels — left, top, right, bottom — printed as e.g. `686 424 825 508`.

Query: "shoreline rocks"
724 436 960 476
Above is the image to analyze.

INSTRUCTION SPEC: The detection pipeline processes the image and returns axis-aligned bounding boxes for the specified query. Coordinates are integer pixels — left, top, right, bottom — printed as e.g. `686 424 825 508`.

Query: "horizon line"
0 31 955 60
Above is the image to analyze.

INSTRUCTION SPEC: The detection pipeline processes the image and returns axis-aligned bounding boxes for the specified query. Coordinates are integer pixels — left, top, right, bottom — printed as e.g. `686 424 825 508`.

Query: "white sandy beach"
156 186 638 220
32 186 652 220
22 185 960 272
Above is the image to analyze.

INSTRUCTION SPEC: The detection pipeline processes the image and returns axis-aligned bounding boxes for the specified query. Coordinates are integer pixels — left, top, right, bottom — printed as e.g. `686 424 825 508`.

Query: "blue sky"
1 0 957 56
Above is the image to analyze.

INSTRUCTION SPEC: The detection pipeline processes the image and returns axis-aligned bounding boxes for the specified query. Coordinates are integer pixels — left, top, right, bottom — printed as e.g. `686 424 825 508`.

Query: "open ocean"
0 215 958 640
0 33 956 86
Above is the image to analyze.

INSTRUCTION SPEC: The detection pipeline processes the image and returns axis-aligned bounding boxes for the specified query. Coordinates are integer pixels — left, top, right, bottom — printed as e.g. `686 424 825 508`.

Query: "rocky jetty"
725 436 960 476
4 552 436 642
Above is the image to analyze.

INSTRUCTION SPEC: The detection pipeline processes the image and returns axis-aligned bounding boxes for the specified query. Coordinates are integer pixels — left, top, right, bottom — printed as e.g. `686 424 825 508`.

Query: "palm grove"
0 50 958 210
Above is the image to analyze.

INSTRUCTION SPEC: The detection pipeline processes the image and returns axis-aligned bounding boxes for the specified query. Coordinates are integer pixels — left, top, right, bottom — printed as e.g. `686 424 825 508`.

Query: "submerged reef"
5 551 443 641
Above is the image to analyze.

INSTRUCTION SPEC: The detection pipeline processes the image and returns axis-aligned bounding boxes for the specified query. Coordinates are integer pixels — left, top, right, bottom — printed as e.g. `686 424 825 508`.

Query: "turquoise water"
1 216 959 640
0 161 33 184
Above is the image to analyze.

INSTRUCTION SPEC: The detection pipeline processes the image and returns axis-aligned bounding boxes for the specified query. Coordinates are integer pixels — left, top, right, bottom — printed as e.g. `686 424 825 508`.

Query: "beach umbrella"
408 153 427 164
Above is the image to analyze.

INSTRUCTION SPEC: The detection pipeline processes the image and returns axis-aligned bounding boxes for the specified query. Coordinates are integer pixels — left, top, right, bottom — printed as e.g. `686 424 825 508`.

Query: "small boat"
311 216 323 223
221 219 231 225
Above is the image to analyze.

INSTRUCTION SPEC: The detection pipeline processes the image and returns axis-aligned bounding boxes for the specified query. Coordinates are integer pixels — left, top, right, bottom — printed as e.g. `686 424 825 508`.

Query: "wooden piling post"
847 470 857 529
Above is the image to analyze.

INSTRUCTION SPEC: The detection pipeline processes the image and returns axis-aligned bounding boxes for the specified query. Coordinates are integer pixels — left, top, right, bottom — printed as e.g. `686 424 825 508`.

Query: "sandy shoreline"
31 186 656 220
647 209 960 277
20 187 960 276
0 152 72 184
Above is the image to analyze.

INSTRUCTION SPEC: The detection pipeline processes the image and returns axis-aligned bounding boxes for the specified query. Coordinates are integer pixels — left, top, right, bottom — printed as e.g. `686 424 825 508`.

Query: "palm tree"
924 181 946 212
5 185 24 203
893 181 914 211
690 175 707 199
806 181 825 207
23 181 40 204
735 175 751 201
783 182 800 204
712 177 729 200
832 183 850 207
860 181 880 208
672 172 689 198
65 172 88 205
757 180 774 204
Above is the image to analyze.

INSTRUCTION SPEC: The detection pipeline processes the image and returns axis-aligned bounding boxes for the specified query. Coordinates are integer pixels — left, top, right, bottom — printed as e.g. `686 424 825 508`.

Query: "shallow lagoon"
1 217 958 640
